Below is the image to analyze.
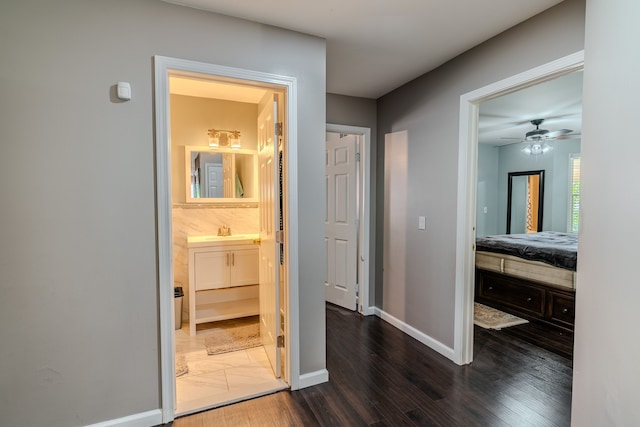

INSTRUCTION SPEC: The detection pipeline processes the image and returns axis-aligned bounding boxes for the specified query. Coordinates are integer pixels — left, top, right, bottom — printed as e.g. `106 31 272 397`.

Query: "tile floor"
174 321 287 416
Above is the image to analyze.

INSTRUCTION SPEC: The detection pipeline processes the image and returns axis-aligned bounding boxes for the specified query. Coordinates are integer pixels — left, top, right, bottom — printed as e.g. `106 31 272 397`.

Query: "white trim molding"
361 305 376 316
454 50 584 365
373 308 456 362
298 369 330 389
84 410 162 427
153 55 300 420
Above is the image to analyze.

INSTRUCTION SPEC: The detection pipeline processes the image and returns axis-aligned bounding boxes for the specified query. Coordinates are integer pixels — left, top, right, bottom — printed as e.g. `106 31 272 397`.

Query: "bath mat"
474 302 529 330
175 352 188 377
205 323 262 356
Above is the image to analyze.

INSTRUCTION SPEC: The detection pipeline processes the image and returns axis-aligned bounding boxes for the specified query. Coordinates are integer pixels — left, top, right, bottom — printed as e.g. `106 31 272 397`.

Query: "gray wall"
492 139 581 234
326 93 378 307
376 0 585 348
572 0 640 424
0 1 326 426
476 145 500 237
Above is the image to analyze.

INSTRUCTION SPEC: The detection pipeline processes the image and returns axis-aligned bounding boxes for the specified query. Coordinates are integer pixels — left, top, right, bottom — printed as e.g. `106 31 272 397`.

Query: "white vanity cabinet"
187 235 260 336
194 248 258 290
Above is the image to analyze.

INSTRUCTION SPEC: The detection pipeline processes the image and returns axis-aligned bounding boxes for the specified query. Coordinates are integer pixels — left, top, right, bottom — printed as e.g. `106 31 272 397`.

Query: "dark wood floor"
499 319 574 360
168 303 573 426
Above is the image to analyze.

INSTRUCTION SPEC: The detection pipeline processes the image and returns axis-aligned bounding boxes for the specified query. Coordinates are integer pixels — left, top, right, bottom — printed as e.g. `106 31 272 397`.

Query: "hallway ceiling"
161 0 564 99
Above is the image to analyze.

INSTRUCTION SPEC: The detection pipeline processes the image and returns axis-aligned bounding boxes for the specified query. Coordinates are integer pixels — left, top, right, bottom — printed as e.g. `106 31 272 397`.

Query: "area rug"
205 323 262 356
175 352 188 377
474 302 529 330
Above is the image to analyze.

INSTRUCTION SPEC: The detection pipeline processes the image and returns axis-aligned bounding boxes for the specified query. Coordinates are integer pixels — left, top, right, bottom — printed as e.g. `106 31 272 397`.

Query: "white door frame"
154 56 299 423
454 51 584 365
326 124 373 315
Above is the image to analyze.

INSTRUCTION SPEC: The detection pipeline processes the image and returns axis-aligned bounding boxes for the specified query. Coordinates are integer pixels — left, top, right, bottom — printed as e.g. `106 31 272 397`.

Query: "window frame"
567 154 581 233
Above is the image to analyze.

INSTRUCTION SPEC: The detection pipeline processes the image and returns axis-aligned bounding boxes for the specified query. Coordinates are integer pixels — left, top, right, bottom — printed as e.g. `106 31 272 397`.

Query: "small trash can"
174 286 184 330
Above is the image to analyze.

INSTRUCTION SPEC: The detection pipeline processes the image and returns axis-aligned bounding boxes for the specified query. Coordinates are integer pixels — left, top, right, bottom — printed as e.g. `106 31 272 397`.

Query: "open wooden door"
325 134 358 310
258 94 281 377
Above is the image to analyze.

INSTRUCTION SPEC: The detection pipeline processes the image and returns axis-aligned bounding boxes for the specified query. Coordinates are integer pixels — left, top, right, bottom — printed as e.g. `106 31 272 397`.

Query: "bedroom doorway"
454 51 584 365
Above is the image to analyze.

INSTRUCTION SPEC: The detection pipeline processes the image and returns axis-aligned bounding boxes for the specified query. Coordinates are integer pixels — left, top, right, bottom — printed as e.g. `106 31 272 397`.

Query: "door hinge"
275 122 283 137
355 152 361 162
277 335 285 348
355 283 360 296
275 230 284 243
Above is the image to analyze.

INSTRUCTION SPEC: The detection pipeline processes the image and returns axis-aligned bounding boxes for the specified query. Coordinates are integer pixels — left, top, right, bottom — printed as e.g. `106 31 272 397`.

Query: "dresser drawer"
477 271 545 317
547 291 575 328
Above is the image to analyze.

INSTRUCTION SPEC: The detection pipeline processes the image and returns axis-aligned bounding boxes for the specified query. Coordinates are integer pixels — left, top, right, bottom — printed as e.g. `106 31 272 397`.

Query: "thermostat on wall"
117 82 131 101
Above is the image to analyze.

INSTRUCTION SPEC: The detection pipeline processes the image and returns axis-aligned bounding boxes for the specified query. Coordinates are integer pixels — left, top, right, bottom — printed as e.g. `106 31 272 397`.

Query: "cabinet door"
194 251 229 290
229 248 259 286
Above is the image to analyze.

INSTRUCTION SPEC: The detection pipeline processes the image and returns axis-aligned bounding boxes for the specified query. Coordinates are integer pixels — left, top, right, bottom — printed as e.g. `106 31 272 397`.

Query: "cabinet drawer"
478 272 545 317
547 291 575 327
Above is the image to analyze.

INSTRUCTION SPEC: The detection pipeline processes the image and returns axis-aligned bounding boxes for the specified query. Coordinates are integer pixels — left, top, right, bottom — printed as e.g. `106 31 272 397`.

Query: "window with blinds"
569 155 581 233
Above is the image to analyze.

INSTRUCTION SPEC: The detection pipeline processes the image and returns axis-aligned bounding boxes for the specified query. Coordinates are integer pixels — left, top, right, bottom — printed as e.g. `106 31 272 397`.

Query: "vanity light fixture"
208 129 242 149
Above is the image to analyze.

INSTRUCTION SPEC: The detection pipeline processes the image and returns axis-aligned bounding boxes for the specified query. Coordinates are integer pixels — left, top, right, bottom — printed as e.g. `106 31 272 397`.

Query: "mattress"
475 251 576 290
475 231 577 271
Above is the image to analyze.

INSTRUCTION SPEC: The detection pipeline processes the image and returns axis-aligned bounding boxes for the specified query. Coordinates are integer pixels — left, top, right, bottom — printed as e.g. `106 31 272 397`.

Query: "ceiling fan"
503 118 578 155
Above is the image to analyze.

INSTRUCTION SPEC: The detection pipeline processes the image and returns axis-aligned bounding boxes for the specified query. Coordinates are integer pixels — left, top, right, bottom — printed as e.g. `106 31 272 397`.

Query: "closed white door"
205 163 223 198
325 134 358 310
258 95 281 377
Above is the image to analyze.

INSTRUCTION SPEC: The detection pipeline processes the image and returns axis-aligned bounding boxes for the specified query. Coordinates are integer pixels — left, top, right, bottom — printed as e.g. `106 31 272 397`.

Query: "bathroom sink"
187 234 259 247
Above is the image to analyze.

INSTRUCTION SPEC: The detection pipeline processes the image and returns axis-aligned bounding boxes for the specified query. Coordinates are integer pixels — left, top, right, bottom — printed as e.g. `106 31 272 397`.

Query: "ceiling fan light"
522 141 552 156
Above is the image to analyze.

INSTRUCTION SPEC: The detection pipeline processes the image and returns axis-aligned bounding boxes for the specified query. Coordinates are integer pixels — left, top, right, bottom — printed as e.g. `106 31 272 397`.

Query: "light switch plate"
418 216 426 230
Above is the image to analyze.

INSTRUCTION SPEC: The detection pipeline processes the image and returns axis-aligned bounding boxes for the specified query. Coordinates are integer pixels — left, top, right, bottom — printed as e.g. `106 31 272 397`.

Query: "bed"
475 231 577 331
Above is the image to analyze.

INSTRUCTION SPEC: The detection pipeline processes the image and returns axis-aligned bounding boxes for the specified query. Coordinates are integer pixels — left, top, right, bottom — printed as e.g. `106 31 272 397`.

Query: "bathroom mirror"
184 146 258 204
506 170 545 234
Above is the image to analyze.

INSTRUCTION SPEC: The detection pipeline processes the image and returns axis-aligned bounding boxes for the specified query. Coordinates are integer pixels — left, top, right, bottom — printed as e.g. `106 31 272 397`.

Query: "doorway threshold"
175 331 288 417
176 377 288 417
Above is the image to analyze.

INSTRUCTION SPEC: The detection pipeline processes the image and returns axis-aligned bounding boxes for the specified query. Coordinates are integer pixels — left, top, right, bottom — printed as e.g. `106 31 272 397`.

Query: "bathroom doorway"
154 57 298 420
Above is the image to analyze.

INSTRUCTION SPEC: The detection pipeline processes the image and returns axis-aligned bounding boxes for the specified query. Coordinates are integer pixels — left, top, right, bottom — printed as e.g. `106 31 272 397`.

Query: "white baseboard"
360 305 376 316
373 308 456 362
297 369 329 389
85 409 162 427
